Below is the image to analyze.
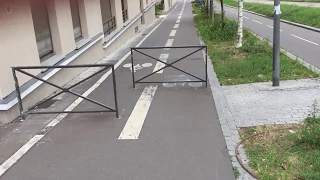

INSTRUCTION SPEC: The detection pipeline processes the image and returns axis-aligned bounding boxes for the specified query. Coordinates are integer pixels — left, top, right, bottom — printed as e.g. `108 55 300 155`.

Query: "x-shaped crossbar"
12 64 119 119
131 46 208 88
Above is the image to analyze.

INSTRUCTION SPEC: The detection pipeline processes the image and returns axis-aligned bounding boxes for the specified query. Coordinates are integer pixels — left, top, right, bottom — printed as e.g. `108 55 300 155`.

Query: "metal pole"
112 66 119 118
131 49 136 89
205 47 208 87
12 68 25 120
273 0 281 86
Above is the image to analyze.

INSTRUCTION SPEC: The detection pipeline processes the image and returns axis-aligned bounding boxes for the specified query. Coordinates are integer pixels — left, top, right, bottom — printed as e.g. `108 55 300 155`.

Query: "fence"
12 64 119 120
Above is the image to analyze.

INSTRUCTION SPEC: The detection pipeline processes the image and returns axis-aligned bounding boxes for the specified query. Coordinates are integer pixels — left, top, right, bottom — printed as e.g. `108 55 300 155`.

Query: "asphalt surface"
0 0 234 179
215 3 320 68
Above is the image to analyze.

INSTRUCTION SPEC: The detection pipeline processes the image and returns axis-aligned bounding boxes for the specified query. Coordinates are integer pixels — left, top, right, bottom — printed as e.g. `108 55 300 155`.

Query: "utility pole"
273 0 281 86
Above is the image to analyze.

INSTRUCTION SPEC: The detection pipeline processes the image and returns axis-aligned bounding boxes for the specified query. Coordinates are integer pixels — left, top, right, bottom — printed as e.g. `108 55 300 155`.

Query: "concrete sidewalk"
0 0 235 179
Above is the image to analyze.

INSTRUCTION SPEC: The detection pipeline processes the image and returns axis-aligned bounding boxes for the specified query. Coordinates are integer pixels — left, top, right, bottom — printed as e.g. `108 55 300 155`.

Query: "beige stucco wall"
47 0 76 55
144 4 156 26
164 0 176 12
127 0 141 20
0 0 41 98
78 0 104 38
111 0 123 31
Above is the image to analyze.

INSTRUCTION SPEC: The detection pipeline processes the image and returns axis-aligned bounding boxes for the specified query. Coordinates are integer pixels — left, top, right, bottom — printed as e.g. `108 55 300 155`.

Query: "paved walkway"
0 0 234 179
224 79 320 127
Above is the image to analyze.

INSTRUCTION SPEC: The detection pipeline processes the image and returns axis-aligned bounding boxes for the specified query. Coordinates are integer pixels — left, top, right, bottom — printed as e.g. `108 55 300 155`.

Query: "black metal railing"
130 45 208 88
103 16 116 35
122 9 128 22
12 64 119 120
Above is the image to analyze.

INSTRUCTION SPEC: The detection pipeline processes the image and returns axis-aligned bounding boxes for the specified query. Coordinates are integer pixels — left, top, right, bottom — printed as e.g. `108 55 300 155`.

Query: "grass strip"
193 4 318 85
222 0 320 29
239 124 320 180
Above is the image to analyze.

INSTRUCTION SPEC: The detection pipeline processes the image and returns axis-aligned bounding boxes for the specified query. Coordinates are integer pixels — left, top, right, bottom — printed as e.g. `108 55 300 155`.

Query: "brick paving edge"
199 37 256 180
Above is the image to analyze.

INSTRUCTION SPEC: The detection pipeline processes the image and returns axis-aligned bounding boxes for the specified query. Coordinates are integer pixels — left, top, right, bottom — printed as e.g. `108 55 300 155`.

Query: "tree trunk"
220 0 225 28
236 0 244 48
210 0 214 20
207 0 210 18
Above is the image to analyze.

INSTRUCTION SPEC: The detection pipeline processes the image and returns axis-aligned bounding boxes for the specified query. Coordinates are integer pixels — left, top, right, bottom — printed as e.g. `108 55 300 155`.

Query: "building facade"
0 0 167 124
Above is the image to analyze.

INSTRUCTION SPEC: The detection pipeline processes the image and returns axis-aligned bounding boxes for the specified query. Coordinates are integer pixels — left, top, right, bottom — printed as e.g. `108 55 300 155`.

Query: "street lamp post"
273 0 281 86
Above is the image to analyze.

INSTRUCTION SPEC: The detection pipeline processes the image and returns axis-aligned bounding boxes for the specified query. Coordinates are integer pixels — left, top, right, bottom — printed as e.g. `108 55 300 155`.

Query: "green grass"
223 0 320 29
155 3 164 15
233 166 240 178
193 4 318 85
282 0 320 2
239 123 320 180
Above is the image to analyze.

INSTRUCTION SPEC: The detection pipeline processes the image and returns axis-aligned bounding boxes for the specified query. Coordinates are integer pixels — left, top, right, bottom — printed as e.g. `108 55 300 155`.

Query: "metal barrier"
130 45 208 88
12 64 119 120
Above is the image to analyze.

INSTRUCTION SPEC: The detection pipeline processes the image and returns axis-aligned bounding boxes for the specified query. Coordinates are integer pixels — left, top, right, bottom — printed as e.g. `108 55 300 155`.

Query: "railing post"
205 46 208 87
131 48 136 89
111 65 119 118
12 68 26 120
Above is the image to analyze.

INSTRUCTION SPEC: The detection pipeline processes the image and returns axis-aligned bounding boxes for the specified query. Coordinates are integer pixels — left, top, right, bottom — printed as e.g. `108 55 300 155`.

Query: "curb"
223 4 320 33
198 36 254 180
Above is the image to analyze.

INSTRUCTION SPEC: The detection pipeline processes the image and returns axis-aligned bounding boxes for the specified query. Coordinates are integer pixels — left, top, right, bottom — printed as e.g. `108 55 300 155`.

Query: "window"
70 0 82 41
100 0 116 34
30 0 54 61
121 0 128 22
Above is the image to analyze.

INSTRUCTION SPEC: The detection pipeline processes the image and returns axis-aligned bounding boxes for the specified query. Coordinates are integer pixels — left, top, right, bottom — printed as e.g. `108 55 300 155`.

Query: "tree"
210 0 214 21
236 0 244 48
220 0 225 28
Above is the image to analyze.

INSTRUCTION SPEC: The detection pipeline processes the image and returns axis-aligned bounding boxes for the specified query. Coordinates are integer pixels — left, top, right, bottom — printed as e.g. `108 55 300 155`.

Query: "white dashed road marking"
243 16 249 19
174 24 179 28
176 20 180 23
153 54 169 73
165 39 174 47
169 30 177 37
252 20 263 24
291 34 319 46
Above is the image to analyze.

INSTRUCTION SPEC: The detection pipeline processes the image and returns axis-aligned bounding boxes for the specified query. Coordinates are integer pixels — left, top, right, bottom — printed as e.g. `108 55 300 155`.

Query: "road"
215 4 320 69
0 0 234 179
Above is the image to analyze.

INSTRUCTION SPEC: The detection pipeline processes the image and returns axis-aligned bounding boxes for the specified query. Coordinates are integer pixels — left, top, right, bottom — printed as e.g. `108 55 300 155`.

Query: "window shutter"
70 0 82 41
30 0 54 60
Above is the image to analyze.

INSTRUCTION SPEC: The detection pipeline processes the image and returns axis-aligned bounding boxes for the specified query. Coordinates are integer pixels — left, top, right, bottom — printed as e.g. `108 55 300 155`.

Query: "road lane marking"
267 25 283 32
291 34 319 45
0 135 43 177
118 85 158 140
164 39 174 50
252 20 263 24
178 16 181 19
165 39 174 47
174 24 179 28
153 54 169 73
169 30 177 37
176 19 180 23
243 16 249 19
